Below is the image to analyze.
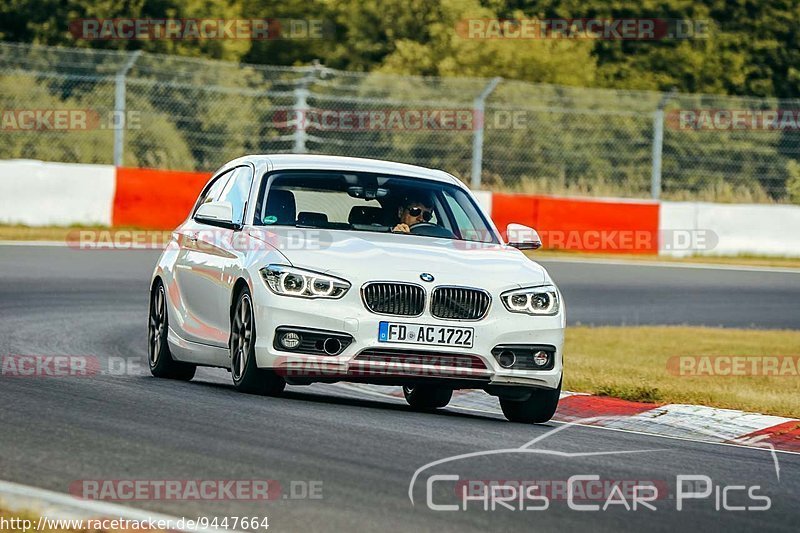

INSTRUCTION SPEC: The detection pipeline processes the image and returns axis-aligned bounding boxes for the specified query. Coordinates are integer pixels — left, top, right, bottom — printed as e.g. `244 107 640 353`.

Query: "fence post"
651 89 676 199
470 77 502 190
292 87 310 154
113 50 142 167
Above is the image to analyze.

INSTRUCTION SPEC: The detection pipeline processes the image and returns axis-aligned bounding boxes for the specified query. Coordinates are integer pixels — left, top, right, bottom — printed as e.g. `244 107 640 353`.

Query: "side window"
195 170 233 213
217 166 254 224
443 190 491 242
444 193 474 231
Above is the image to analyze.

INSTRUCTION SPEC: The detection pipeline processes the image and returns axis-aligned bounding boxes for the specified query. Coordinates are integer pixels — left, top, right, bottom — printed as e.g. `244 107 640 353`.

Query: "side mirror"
506 223 542 250
195 201 240 230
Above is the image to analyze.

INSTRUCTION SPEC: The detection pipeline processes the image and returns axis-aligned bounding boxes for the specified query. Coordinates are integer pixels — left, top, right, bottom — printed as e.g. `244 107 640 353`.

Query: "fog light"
280 332 301 349
533 350 550 367
496 350 516 369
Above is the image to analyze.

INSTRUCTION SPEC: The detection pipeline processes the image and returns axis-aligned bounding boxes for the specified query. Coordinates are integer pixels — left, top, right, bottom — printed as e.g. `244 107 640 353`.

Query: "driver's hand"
392 223 410 233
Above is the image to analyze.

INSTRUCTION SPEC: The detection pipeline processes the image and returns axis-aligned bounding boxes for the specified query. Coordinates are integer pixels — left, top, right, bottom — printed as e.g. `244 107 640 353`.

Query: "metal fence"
2 41 799 203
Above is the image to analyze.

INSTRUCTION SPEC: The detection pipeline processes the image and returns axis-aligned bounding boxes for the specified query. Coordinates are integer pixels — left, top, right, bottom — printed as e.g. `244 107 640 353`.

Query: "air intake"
362 282 425 316
430 287 491 321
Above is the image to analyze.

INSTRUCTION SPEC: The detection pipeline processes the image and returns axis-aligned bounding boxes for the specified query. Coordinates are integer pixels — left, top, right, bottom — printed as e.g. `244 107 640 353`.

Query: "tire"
403 385 453 411
230 286 285 395
500 381 561 423
148 279 196 381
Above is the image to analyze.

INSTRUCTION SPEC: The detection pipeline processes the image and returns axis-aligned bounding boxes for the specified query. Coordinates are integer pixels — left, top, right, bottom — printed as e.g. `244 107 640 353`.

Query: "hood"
248 227 549 291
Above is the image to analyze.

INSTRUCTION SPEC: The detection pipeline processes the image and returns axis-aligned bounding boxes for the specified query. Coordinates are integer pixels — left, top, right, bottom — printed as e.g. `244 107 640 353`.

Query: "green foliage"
376 0 597 87
0 73 195 169
4 0 800 98
3 0 800 199
0 0 250 60
595 383 663 404
786 160 800 204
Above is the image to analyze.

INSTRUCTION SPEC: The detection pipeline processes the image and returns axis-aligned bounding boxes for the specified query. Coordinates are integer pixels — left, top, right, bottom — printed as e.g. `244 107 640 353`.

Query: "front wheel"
500 381 561 423
230 286 285 395
148 280 196 381
403 385 452 411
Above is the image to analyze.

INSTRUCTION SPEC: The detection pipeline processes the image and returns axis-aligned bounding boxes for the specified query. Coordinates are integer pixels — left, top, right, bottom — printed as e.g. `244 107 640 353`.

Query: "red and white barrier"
113 167 210 229
491 192 660 254
1 159 799 257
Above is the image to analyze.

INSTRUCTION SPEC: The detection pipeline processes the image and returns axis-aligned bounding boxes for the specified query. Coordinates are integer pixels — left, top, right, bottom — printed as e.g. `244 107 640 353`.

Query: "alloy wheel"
231 294 253 380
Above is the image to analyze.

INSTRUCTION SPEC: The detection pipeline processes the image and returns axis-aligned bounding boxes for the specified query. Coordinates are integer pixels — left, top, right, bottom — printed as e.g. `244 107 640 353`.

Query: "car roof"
238 154 462 186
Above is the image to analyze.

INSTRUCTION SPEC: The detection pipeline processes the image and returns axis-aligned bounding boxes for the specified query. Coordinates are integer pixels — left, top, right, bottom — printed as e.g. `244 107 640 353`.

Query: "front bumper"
251 279 564 391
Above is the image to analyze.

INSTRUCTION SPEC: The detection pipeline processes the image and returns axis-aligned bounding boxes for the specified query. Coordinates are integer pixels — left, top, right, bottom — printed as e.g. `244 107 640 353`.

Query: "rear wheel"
148 280 196 380
230 286 285 395
403 385 452 411
500 381 561 423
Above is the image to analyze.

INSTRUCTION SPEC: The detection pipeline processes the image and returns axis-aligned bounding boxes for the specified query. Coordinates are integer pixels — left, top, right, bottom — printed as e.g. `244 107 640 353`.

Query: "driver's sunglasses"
407 206 433 221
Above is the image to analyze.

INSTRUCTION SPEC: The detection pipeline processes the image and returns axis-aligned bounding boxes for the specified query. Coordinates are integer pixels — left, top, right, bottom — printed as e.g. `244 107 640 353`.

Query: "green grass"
0 224 113 242
565 326 800 417
0 225 170 245
527 249 800 269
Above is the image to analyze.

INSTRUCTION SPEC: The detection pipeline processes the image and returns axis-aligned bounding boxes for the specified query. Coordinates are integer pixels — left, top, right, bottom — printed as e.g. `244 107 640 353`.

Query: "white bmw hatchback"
148 155 565 423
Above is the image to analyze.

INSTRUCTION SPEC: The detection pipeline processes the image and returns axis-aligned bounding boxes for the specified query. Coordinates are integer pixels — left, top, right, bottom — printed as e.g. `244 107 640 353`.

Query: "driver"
392 195 434 233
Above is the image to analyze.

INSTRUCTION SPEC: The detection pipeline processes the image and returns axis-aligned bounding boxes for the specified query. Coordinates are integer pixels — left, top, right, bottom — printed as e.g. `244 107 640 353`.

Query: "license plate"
378 321 474 348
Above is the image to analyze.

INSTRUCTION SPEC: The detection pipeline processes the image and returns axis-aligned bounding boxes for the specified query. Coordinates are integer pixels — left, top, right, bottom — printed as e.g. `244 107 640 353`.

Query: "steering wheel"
410 222 456 239
409 222 438 233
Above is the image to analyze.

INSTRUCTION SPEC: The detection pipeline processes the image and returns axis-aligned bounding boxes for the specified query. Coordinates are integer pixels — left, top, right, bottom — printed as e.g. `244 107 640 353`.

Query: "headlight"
260 265 350 299
501 285 560 316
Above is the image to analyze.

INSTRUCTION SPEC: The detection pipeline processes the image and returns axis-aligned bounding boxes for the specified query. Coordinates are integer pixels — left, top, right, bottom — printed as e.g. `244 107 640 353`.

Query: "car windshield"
254 170 498 244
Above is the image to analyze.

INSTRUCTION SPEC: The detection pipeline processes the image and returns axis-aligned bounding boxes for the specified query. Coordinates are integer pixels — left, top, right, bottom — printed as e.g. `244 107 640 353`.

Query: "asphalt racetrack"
1 244 798 531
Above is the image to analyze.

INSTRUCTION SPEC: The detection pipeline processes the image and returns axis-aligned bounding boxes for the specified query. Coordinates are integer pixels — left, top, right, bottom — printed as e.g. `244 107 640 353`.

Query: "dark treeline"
1 0 798 99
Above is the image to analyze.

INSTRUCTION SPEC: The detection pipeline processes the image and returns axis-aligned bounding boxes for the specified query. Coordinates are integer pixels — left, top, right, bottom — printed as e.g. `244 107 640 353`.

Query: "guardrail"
2 159 798 257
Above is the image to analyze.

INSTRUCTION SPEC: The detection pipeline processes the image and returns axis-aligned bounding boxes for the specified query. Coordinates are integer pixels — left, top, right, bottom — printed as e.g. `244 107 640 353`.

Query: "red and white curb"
338 383 800 453
0 480 222 532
